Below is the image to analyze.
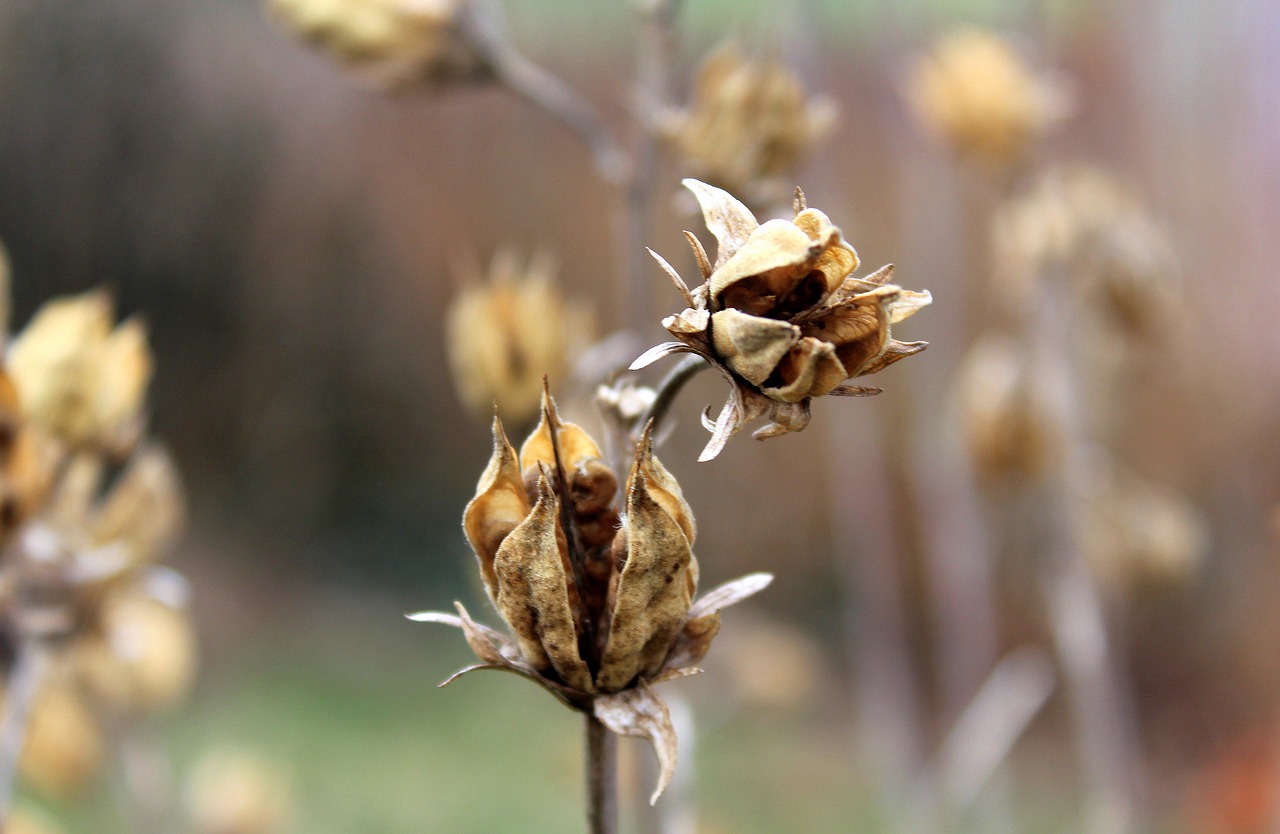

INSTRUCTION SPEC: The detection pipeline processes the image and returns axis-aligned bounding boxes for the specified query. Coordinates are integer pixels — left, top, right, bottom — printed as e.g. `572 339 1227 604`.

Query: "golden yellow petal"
492 475 593 692
462 417 530 602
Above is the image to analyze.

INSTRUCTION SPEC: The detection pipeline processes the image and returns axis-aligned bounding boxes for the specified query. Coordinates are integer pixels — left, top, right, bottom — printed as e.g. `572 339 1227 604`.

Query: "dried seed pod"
8 290 153 453
907 27 1071 167
19 682 104 799
668 43 836 205
446 251 591 427
633 180 930 460
414 394 773 802
269 0 492 88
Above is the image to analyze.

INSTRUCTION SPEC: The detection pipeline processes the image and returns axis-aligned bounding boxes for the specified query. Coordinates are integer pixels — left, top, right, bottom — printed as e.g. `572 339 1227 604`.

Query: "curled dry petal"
682 178 759 270
461 417 529 602
492 475 594 693
710 309 800 386
594 683 678 805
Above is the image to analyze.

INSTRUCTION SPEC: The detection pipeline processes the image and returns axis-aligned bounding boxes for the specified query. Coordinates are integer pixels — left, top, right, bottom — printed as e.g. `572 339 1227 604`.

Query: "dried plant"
413 391 770 804
0 280 191 827
633 179 930 460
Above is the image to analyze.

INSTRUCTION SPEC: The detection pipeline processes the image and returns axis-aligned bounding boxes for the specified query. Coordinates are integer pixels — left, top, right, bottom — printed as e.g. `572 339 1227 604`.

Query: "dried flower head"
907 28 1071 167
412 390 770 802
633 179 931 460
955 334 1067 481
668 44 836 205
269 0 490 88
993 166 1180 339
7 290 152 454
445 251 591 427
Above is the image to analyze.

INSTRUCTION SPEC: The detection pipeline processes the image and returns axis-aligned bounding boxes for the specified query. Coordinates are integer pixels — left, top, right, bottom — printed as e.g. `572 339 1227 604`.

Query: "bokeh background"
0 0 1277 831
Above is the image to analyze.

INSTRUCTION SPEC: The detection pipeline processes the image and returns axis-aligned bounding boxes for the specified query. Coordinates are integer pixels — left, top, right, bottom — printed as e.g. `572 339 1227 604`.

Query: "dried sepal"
648 248 694 308
461 417 529 601
664 573 773 670
597 436 697 692
682 178 759 270
594 683 678 805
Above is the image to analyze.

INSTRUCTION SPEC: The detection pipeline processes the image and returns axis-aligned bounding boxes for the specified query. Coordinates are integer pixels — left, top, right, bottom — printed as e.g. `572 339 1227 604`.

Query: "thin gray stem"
586 713 618 834
465 1 626 183
0 639 51 826
637 354 707 441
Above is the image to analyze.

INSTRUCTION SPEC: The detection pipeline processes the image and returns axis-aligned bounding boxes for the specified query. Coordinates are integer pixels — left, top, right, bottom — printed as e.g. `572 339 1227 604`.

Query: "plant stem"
638 354 707 440
465 0 626 183
586 712 618 834
0 638 50 826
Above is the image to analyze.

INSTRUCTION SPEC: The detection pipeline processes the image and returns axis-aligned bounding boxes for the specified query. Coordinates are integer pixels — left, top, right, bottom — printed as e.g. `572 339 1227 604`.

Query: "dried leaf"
90 444 184 566
630 342 694 372
594 684 678 805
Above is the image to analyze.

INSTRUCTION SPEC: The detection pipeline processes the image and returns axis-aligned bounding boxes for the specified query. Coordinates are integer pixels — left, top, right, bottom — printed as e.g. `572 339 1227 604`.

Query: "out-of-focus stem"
1034 270 1143 834
0 639 51 826
586 713 618 834
466 0 626 184
618 0 681 336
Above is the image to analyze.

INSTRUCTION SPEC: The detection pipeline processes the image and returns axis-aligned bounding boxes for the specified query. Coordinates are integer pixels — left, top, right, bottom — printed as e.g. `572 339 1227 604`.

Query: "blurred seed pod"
7 289 152 454
18 682 104 799
992 166 1181 340
667 43 836 205
445 250 591 427
187 747 295 834
1081 462 1207 592
954 334 1067 481
907 28 1071 168
72 587 197 714
269 0 491 88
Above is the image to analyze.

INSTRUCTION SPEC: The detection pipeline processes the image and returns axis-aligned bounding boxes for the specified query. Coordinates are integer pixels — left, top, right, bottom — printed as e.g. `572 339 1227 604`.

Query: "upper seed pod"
633 179 931 460
669 44 836 206
907 28 1071 168
269 0 491 88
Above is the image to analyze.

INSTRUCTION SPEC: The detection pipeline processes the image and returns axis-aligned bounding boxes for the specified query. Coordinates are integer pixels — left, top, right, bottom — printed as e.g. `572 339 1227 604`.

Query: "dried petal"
492 475 594 692
594 684 678 805
462 417 529 601
761 337 845 402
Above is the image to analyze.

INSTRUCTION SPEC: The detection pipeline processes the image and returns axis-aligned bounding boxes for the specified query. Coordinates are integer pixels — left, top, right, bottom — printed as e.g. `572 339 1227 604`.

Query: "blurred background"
0 0 1276 831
